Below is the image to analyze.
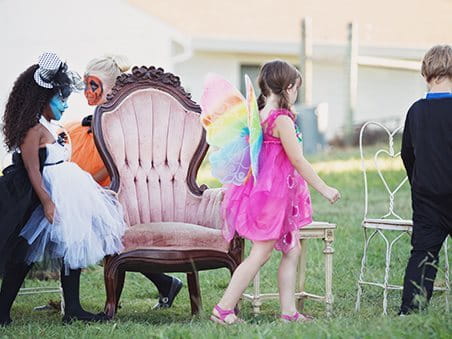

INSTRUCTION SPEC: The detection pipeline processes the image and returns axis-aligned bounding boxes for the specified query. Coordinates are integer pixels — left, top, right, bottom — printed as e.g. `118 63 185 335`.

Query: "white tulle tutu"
20 142 126 272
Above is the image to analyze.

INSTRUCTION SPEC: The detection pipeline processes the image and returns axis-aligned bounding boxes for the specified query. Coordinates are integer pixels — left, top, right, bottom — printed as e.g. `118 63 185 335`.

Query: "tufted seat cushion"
122 222 230 253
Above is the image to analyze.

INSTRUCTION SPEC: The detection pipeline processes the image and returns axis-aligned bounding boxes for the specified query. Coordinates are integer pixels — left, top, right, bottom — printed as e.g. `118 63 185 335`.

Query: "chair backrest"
359 121 409 221
93 66 208 226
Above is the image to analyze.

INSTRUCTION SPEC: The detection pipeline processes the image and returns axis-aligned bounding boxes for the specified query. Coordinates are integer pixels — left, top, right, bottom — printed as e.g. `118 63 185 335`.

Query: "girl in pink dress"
210 60 341 324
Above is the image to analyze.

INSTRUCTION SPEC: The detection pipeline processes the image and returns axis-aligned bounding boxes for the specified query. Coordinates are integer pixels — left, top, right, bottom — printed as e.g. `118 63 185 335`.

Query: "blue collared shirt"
425 92 452 99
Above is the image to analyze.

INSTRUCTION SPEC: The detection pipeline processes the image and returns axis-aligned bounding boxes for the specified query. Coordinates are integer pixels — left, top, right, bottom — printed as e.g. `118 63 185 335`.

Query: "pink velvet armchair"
92 66 244 317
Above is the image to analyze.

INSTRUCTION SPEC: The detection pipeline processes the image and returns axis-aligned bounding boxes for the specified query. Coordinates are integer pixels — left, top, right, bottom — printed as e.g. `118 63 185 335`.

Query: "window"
239 64 260 96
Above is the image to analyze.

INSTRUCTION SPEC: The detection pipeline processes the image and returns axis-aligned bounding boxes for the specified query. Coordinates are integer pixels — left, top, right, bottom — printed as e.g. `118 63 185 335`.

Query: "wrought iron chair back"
359 121 408 221
356 121 449 314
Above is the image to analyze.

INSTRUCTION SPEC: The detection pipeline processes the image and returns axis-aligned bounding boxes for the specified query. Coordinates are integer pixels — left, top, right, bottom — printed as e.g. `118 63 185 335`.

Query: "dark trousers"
400 193 452 314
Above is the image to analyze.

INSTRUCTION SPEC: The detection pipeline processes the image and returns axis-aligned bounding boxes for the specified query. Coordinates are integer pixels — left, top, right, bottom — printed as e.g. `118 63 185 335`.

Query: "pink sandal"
280 311 314 323
210 305 244 325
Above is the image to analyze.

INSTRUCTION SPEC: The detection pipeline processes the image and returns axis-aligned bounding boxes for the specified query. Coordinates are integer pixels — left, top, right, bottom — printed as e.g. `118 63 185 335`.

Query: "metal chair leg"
324 233 334 316
381 231 407 315
252 271 262 315
355 229 378 312
444 237 450 312
379 230 391 315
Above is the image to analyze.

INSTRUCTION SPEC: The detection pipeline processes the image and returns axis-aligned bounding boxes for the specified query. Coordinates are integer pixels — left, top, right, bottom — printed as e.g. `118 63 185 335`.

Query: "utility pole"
345 22 358 145
300 17 313 105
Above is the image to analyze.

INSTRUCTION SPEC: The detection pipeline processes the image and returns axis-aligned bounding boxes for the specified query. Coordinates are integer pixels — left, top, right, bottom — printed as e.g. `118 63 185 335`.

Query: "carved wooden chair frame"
92 66 244 317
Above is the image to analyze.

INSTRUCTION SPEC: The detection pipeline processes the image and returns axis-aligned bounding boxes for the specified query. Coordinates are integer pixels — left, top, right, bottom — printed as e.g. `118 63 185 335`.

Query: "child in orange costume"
66 55 183 309
66 115 109 187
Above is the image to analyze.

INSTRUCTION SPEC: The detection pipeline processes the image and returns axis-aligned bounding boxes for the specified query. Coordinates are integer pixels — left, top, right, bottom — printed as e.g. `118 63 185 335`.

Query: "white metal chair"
18 286 63 312
18 279 63 312
355 121 450 314
18 286 61 296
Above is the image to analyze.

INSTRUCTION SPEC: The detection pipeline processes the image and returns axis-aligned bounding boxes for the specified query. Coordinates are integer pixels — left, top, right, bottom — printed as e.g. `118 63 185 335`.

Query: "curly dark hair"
2 64 72 151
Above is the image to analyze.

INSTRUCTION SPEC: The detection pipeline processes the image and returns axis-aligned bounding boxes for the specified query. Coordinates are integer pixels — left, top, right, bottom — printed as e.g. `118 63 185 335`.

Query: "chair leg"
115 270 126 310
296 239 308 312
355 230 367 312
60 285 65 315
252 271 262 316
380 231 390 315
187 271 202 315
324 231 335 317
381 229 404 316
104 257 125 319
355 229 376 312
444 237 450 312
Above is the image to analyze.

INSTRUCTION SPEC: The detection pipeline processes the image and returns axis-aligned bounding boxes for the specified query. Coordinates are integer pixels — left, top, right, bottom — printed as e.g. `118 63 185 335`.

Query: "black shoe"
152 277 183 310
398 306 418 316
62 311 110 324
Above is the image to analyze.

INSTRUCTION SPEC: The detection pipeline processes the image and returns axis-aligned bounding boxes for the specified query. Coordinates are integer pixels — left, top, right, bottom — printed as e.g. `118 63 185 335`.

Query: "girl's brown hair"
257 60 302 111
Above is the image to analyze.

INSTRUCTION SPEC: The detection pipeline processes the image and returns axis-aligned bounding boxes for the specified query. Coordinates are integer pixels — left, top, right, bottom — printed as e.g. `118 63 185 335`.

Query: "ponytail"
278 90 292 111
257 93 266 110
257 67 270 110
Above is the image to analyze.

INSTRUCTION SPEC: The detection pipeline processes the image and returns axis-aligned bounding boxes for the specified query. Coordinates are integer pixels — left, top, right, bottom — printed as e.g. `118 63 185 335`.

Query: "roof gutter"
192 37 426 67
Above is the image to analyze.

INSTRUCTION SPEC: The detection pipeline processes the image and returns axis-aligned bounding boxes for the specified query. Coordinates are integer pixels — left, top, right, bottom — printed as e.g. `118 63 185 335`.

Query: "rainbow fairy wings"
200 73 263 185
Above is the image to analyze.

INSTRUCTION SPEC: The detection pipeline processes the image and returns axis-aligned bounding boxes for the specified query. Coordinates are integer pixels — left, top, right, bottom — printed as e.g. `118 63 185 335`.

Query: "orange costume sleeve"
66 121 111 187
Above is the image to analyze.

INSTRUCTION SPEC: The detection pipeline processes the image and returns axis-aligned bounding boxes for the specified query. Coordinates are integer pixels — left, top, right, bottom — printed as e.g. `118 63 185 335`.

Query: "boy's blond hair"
421 45 452 83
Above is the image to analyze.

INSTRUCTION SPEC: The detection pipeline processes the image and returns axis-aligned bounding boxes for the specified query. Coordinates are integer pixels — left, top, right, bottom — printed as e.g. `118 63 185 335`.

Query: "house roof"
129 0 452 49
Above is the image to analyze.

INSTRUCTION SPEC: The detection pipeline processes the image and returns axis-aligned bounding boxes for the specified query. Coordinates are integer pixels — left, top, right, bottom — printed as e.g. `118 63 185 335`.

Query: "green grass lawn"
1 147 450 338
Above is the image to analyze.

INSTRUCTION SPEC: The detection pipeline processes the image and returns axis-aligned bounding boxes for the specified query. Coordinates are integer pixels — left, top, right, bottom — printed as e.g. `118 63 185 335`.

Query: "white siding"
0 0 187 161
176 51 426 138
0 0 430 163
0 0 183 124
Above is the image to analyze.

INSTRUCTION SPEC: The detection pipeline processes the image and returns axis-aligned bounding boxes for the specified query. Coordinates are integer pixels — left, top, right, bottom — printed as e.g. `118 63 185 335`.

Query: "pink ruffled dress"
222 109 313 253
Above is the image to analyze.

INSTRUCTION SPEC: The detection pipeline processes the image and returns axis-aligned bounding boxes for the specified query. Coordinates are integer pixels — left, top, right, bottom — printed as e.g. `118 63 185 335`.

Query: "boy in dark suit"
400 45 452 315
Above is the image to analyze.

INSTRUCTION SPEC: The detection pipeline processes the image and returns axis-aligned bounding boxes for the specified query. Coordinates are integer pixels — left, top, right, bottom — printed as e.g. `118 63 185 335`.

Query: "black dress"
0 148 46 275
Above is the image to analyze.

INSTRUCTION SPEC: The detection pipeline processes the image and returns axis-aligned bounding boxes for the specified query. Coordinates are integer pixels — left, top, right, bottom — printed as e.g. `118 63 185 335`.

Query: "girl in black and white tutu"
0 52 126 325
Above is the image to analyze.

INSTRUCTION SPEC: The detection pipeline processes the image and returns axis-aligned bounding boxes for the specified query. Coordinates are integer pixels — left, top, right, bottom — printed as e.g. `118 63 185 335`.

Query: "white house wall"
175 51 426 139
175 52 242 99
356 66 425 123
0 0 191 163
0 0 180 126
0 0 430 160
